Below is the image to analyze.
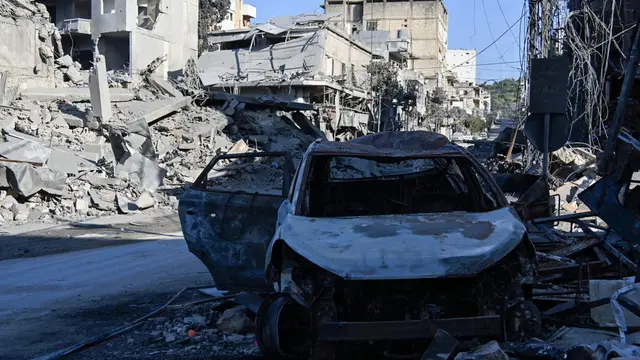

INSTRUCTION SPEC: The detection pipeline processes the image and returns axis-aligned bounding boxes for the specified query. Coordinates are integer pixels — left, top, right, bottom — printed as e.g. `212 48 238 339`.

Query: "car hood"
271 207 526 280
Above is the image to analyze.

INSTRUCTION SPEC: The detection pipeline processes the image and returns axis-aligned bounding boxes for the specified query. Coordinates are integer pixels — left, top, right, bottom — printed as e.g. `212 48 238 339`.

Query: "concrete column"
89 55 113 122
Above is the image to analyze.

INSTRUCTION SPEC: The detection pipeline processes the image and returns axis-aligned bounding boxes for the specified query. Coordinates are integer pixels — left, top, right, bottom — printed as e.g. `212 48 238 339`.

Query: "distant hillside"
485 78 523 117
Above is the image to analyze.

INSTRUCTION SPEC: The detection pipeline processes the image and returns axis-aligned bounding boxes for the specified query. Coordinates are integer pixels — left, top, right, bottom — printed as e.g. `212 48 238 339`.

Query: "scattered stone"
75 198 90 215
228 140 249 155
135 192 155 210
63 115 84 129
164 333 177 343
11 203 30 222
216 307 254 334
55 55 74 68
1 195 18 209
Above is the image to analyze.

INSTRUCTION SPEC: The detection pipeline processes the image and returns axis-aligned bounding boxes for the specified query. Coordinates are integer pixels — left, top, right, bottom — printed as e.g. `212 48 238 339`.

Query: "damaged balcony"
57 18 92 35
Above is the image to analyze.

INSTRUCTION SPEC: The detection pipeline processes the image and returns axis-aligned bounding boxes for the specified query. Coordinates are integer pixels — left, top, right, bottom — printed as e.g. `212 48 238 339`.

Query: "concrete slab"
20 87 135 102
138 96 191 124
149 75 182 97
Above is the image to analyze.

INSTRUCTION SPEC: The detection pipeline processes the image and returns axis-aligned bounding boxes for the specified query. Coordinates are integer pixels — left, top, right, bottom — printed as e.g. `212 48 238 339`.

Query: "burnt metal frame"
192 151 295 197
316 316 503 342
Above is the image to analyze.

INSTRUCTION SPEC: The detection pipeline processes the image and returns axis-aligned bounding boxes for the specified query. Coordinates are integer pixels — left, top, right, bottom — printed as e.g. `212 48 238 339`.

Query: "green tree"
485 78 523 117
199 0 231 54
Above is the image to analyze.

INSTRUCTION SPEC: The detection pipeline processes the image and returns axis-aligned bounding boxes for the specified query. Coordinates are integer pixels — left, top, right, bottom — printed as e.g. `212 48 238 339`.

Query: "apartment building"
217 0 257 30
323 0 448 80
446 49 477 85
41 0 198 80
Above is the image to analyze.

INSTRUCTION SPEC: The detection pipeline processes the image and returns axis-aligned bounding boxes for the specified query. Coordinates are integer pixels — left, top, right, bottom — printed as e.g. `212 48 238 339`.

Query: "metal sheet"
269 207 526 280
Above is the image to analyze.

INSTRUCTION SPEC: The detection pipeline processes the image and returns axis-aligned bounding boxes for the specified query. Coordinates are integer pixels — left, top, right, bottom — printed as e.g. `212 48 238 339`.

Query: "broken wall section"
0 1 61 102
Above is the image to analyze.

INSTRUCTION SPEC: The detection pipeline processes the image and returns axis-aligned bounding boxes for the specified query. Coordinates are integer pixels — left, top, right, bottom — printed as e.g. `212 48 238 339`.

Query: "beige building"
217 0 257 30
323 0 448 79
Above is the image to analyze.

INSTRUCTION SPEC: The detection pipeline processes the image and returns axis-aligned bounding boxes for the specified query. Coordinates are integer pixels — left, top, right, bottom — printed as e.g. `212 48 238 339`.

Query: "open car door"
179 152 294 292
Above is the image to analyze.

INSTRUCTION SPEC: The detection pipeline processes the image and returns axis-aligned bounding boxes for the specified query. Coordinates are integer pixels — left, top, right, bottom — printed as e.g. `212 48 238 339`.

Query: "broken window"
137 0 161 30
341 62 347 76
366 21 378 31
305 156 499 217
102 0 115 14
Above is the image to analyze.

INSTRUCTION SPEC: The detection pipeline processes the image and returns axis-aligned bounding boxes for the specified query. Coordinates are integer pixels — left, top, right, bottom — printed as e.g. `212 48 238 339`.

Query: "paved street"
0 230 211 360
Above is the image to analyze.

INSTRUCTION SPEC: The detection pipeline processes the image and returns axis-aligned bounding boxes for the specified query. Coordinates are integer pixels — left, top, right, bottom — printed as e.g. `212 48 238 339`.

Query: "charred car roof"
308 131 467 157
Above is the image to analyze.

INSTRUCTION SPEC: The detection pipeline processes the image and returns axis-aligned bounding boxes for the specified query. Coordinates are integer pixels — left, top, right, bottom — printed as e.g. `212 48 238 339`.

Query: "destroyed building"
36 0 198 81
199 14 374 140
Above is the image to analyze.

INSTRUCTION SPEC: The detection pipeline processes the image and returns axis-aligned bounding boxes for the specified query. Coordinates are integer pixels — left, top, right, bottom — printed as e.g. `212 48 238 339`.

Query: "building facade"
323 0 448 80
446 49 476 85
217 0 256 30
41 0 198 80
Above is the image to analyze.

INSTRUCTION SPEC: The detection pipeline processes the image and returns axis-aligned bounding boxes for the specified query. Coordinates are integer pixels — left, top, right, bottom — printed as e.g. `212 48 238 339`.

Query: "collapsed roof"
198 13 369 88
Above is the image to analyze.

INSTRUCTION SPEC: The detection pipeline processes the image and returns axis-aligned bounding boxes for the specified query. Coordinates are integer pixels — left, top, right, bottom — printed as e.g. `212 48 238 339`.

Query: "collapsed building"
198 13 431 141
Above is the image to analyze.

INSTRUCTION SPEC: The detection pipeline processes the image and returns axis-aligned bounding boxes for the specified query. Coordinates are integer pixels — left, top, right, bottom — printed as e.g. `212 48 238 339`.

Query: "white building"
43 0 199 81
446 49 477 85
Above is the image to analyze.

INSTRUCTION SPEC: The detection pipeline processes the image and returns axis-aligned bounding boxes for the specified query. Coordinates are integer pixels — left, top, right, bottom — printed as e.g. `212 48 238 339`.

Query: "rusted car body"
179 131 538 359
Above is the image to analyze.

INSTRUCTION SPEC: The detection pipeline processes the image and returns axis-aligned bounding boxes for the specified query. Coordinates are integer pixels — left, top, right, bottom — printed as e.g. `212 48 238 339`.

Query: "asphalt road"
0 235 211 360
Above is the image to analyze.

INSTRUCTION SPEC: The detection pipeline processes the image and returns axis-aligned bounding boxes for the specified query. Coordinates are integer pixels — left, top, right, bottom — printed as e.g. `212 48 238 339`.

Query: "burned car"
179 131 539 359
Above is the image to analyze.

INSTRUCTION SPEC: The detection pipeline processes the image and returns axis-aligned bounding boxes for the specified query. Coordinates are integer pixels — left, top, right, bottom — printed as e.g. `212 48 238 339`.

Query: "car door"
179 151 294 292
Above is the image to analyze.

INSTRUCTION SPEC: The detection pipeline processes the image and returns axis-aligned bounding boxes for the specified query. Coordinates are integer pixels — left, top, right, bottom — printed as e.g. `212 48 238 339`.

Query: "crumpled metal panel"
309 131 464 158
4 163 66 197
267 207 526 280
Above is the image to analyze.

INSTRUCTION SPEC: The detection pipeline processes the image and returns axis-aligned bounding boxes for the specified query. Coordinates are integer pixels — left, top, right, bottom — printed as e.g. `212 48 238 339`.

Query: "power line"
449 11 527 73
480 0 522 72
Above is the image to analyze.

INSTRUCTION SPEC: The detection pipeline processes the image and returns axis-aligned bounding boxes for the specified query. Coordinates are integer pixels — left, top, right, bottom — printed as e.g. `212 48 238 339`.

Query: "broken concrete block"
82 144 103 162
29 109 42 124
62 115 84 129
64 66 84 84
178 141 197 151
116 193 139 214
216 307 254 334
88 189 115 211
55 55 74 68
11 203 29 222
39 45 54 60
0 208 12 222
0 140 51 163
0 195 18 209
75 198 90 215
223 99 240 116
138 96 191 125
228 139 249 154
149 75 182 98
135 192 155 210
89 55 113 122
47 149 78 175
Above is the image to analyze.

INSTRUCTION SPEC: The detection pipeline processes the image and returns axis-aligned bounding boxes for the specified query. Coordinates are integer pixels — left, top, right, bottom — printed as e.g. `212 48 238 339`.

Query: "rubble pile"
0 76 316 225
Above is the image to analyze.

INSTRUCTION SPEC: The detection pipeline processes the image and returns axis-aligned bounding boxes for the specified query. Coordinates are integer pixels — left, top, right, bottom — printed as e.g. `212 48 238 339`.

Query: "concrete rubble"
0 59 318 226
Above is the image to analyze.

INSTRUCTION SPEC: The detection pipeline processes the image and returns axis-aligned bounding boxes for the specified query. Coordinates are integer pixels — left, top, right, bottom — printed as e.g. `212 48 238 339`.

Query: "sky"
247 0 526 83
